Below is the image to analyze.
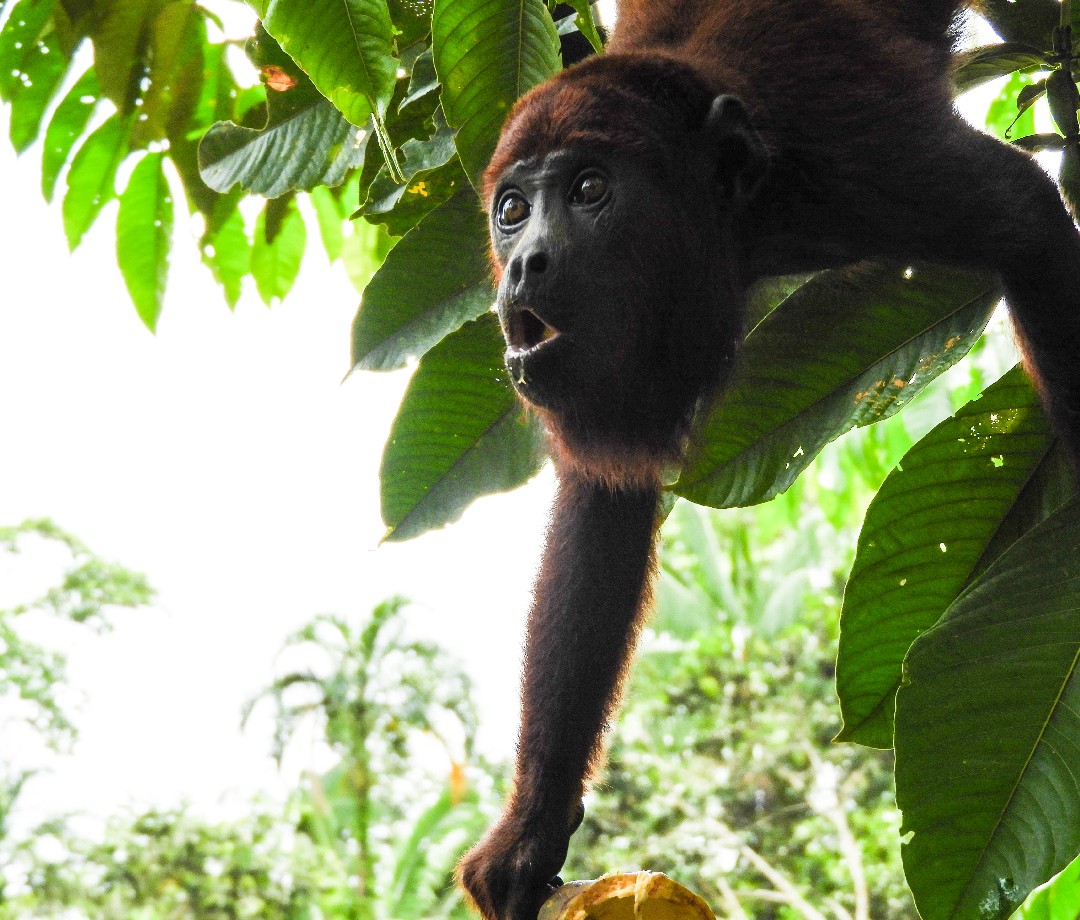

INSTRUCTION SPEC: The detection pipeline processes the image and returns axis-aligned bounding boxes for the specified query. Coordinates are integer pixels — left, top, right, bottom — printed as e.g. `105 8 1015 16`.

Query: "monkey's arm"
459 471 660 920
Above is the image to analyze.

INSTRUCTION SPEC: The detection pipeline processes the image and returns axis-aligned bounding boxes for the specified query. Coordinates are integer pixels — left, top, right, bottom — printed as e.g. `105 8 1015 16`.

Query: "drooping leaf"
201 200 250 309
41 68 99 201
0 0 57 102
62 114 130 250
6 18 68 152
262 0 398 170
674 264 999 509
380 314 547 542
352 189 492 371
251 196 306 305
836 368 1073 749
896 496 1080 920
309 184 346 262
116 152 174 331
432 0 561 186
198 26 368 197
952 43 1046 95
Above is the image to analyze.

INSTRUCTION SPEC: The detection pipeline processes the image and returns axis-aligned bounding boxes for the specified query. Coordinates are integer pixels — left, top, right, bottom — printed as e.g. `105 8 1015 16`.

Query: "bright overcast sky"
0 106 555 829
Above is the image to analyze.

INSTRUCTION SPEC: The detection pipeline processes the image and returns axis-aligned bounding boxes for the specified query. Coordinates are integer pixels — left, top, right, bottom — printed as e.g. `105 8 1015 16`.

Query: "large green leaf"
62 114 130 250
895 496 1080 920
41 68 99 201
0 0 57 102
952 43 1046 95
199 24 367 197
351 190 492 372
432 0 561 187
837 368 1072 749
263 0 398 172
117 153 174 332
380 314 547 542
674 265 999 509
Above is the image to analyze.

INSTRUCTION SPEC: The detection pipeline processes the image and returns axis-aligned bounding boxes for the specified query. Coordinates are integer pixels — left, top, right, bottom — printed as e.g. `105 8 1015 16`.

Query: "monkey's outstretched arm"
459 470 661 920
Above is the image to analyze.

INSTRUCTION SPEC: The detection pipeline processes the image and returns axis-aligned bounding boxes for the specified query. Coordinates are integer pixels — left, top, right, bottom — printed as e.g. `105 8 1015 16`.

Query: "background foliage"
4 0 1080 918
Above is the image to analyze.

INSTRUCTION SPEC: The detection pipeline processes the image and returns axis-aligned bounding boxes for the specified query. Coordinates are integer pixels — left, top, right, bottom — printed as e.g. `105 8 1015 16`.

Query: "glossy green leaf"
199 92 367 197
952 43 1046 95
351 189 493 372
41 68 99 201
380 314 547 542
116 153 174 332
837 368 1071 749
6 19 68 152
251 197 307 305
262 0 397 128
62 114 130 250
432 0 561 186
675 264 999 509
0 0 57 101
896 496 1080 920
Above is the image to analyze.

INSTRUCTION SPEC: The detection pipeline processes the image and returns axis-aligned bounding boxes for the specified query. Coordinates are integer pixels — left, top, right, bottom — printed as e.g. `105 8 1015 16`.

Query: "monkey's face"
489 146 743 468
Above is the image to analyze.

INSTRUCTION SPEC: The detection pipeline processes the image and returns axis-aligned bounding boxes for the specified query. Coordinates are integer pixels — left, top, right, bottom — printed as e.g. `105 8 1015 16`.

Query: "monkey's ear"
703 95 767 203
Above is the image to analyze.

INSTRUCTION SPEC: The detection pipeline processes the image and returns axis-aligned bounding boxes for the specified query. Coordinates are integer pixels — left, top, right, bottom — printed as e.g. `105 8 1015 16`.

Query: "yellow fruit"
538 872 715 920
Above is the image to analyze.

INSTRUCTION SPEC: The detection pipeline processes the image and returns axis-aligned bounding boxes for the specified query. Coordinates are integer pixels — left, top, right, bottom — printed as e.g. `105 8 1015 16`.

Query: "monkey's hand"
458 804 584 920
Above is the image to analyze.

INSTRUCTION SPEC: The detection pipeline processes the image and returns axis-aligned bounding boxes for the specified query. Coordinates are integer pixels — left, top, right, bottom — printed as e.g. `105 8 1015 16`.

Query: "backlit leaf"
380 314 546 541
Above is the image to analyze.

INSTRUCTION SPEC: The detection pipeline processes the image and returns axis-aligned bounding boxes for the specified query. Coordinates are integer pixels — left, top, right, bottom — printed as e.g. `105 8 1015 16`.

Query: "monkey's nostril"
526 252 548 274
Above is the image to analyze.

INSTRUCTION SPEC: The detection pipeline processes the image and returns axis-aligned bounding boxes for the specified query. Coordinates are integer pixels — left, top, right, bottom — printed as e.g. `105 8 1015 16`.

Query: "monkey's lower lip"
506 308 562 357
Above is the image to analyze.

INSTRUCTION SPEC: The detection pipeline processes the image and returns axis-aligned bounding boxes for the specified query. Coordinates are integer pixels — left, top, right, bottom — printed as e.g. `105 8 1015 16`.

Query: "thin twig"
714 875 751 920
738 842 832 920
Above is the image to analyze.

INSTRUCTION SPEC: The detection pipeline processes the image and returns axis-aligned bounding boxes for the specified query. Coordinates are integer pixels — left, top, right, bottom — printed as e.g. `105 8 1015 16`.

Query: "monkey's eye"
569 172 609 206
497 193 530 229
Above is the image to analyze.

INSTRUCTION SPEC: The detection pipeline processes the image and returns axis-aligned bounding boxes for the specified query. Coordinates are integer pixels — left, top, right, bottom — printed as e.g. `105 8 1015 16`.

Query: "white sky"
0 111 555 829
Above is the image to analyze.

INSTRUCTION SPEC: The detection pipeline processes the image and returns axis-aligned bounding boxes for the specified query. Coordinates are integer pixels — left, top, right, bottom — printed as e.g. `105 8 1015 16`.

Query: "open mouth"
506 308 561 356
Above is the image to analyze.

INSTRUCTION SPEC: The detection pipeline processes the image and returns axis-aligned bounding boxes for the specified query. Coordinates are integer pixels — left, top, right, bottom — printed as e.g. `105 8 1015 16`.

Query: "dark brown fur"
461 3 1080 919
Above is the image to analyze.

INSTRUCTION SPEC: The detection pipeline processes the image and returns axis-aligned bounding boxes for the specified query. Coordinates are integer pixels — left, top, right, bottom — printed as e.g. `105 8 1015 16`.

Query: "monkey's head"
484 54 767 486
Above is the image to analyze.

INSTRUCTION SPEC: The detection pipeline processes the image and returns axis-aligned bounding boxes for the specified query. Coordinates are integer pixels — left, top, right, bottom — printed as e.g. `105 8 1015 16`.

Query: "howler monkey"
459 2 1080 919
